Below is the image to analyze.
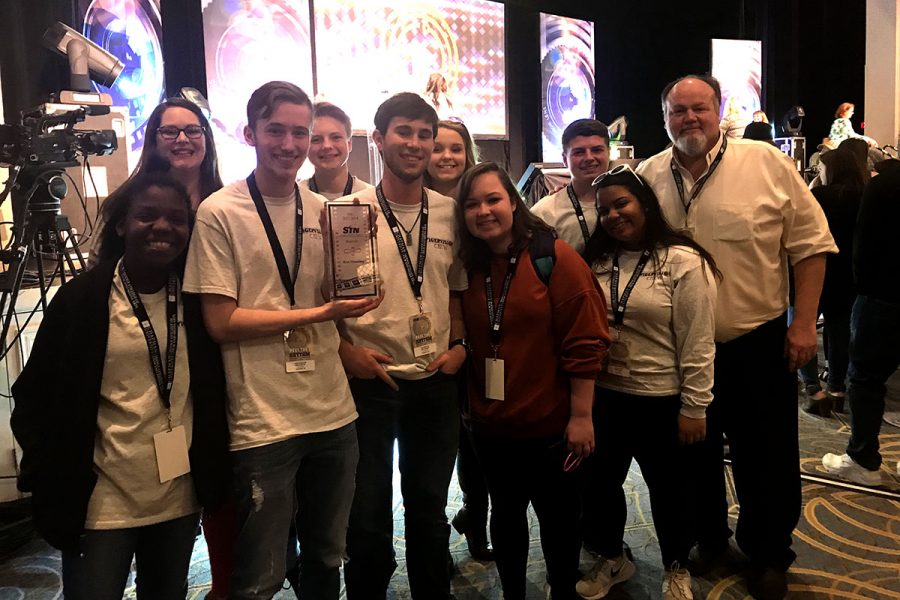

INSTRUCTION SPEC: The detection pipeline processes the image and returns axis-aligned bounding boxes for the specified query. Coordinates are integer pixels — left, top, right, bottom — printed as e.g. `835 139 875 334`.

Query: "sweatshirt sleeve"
671 250 717 418
547 240 611 378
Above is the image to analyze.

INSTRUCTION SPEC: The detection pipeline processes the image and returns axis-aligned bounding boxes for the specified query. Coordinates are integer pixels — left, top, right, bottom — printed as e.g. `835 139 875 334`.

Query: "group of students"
10 73 842 600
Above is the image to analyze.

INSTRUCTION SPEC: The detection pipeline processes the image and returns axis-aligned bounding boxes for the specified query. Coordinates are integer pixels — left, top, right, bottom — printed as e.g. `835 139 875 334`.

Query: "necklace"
395 207 423 245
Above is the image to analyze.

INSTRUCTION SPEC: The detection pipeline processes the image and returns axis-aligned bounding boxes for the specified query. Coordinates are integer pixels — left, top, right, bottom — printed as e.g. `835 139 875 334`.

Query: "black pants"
695 314 800 570
471 430 580 600
345 373 459 600
456 417 490 523
584 389 696 567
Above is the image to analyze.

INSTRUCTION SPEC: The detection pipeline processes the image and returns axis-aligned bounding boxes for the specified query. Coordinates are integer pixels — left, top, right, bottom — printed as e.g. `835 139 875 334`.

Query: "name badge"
485 358 505 401
153 425 190 483
410 312 436 357
607 339 631 378
285 328 316 373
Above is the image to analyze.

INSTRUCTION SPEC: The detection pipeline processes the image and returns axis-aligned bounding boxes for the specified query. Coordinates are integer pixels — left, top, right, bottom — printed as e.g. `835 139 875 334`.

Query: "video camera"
0 102 117 170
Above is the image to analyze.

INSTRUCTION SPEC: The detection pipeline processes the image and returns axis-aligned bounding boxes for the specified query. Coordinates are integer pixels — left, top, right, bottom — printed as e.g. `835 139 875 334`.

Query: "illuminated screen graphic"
540 13 595 163
202 0 314 183
314 0 505 137
80 0 165 163
711 39 762 138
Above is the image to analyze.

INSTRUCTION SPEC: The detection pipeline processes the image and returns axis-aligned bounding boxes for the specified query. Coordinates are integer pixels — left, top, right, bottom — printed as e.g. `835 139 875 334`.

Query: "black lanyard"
485 252 519 353
610 249 652 326
247 172 303 307
565 183 591 245
375 183 428 303
118 261 179 412
670 135 727 213
309 172 354 197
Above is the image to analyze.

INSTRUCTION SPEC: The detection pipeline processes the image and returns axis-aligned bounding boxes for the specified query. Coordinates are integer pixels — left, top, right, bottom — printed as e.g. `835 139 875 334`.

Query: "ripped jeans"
230 422 359 600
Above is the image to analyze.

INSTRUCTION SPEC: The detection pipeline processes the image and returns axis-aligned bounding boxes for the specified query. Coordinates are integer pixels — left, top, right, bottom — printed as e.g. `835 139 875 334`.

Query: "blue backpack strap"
529 228 557 287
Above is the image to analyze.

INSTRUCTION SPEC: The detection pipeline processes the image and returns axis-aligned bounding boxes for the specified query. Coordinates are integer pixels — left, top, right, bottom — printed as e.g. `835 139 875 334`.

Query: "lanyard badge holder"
606 249 652 378
375 184 436 358
247 172 316 373
119 262 190 483
484 253 518 401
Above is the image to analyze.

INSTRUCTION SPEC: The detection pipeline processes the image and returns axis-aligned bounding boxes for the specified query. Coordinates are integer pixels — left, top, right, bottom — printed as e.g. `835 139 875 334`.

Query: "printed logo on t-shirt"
428 237 453 250
303 226 322 240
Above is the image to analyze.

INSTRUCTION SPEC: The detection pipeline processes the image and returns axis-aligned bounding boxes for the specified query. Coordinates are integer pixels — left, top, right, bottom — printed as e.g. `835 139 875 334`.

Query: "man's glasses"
592 164 646 188
156 125 205 141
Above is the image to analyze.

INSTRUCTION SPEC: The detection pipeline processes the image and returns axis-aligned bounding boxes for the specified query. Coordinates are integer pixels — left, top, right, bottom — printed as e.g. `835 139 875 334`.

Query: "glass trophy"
326 201 379 298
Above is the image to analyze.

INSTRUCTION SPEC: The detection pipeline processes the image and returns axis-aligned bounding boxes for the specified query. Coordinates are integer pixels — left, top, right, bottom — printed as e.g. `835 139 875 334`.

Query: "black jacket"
10 260 231 552
854 168 900 303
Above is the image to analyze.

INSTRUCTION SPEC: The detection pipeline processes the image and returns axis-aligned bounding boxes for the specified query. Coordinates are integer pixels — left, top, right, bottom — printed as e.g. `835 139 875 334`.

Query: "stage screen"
711 38 762 138
540 13 595 163
202 0 315 184
79 0 165 168
314 0 505 137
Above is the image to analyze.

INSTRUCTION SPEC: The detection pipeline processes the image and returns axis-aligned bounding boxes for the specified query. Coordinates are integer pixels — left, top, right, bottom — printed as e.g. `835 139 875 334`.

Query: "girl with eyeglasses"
455 162 610 599
576 165 719 600
11 157 230 599
89 98 224 266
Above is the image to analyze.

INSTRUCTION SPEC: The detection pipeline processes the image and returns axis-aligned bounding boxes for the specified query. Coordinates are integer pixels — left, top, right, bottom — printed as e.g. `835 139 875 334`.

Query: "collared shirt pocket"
712 205 753 241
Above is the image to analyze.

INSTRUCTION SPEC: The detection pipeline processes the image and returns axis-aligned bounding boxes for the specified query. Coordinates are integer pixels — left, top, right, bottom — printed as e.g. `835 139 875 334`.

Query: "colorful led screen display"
79 0 165 164
540 13 595 163
202 0 314 184
711 39 762 138
314 0 505 137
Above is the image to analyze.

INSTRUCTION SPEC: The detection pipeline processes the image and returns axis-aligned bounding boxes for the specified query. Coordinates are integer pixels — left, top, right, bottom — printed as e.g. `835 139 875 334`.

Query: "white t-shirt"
183 180 357 450
636 136 837 341
300 175 372 201
339 186 467 380
531 186 597 254
593 246 717 418
86 264 198 529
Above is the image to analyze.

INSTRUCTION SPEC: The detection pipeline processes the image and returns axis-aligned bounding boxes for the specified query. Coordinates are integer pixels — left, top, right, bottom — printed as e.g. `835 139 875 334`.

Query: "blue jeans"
229 423 359 600
846 295 900 470
344 372 459 600
62 512 199 600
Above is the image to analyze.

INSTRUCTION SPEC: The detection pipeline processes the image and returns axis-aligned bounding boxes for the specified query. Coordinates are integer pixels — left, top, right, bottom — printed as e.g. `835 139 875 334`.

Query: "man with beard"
300 102 372 200
531 119 610 254
338 92 468 599
636 75 835 600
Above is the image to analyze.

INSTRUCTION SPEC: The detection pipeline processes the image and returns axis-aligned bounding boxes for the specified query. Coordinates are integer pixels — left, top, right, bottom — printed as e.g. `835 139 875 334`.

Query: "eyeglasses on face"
156 125 205 141
592 164 646 188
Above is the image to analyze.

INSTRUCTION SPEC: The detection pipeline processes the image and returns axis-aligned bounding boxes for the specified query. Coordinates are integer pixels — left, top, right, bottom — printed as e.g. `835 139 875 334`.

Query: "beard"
672 130 710 157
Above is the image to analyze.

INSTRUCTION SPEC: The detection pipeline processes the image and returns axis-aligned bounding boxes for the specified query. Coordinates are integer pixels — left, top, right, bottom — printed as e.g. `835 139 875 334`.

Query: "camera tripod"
0 163 87 360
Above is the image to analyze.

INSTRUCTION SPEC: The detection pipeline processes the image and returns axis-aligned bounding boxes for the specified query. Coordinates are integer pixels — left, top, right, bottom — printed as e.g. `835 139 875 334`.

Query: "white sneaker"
822 453 881 486
575 554 635 599
662 564 693 600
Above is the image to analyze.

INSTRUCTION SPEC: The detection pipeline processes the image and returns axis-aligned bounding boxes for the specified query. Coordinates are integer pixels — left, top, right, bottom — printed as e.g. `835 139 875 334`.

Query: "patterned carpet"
1 403 897 599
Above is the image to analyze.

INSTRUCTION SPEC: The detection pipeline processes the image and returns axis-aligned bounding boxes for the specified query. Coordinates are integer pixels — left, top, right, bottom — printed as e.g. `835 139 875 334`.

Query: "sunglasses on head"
592 164 646 188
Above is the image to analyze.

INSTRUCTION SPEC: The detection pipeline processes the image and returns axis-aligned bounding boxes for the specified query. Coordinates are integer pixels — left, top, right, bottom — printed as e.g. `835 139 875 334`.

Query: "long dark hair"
138 97 224 200
582 169 722 281
455 162 554 273
97 155 194 271
820 148 866 190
